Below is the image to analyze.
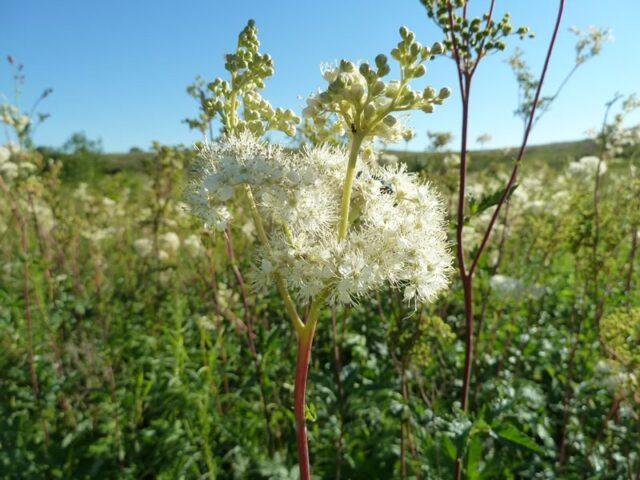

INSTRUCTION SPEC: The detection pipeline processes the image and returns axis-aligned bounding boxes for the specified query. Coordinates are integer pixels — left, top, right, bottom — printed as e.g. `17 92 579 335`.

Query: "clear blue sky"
2 0 638 152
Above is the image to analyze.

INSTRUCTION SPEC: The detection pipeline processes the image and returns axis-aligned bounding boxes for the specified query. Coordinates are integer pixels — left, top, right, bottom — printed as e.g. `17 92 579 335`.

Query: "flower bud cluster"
0 105 30 140
420 0 532 71
303 27 449 143
188 133 452 305
186 20 300 138
0 144 43 184
593 95 640 161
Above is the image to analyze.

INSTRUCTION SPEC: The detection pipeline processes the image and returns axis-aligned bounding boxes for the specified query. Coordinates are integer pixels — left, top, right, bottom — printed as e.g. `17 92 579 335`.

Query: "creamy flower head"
133 238 153 257
188 133 452 305
159 232 180 255
183 234 205 257
568 156 606 178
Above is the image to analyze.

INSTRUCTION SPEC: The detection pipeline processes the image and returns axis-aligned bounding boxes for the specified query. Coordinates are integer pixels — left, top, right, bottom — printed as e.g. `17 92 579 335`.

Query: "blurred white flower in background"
568 156 606 178
159 232 180 255
183 234 205 257
490 274 524 298
133 238 153 258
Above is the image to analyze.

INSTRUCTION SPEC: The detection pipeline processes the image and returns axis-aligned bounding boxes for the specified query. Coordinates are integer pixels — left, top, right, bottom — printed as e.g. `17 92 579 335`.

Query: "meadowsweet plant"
418 1 566 477
476 133 491 147
186 20 305 454
507 26 611 128
187 22 452 478
1 56 52 149
4 7 640 478
427 130 454 151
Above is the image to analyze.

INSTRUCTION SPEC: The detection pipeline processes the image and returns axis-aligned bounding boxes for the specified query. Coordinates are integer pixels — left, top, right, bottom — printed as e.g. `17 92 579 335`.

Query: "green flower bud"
400 26 409 39
350 84 365 102
363 103 376 119
439 87 452 99
332 75 347 90
340 60 355 72
431 42 444 55
383 115 397 127
375 54 388 69
421 104 434 113
413 64 426 78
359 62 371 76
378 64 391 77
423 86 436 99
371 80 385 96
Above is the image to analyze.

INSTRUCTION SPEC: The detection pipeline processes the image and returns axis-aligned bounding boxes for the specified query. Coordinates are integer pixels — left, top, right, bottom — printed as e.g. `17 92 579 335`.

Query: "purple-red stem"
446 1 566 478
294 333 315 480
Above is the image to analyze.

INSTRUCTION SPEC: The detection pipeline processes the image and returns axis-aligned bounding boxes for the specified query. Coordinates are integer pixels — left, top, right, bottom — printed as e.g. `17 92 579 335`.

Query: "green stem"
243 184 305 335
337 134 365 240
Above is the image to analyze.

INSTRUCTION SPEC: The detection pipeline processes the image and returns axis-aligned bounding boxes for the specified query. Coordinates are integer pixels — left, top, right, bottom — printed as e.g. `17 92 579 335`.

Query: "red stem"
294 333 315 480
468 0 566 277
447 1 566 478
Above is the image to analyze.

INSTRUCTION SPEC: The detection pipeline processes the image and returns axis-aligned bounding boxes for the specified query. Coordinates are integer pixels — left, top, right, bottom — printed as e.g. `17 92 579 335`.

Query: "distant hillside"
56 138 597 181
389 139 597 172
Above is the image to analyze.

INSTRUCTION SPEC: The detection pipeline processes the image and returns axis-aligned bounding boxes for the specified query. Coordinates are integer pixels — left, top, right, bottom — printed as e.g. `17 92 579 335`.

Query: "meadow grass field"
2 1 640 479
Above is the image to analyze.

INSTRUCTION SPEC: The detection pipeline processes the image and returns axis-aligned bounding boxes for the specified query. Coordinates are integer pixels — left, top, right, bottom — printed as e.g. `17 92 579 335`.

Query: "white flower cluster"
0 143 36 182
567 155 606 178
0 105 30 136
188 133 451 305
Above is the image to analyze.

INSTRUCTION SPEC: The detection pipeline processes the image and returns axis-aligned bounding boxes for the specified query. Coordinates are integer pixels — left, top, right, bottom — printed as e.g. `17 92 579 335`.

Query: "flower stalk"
338 133 364 240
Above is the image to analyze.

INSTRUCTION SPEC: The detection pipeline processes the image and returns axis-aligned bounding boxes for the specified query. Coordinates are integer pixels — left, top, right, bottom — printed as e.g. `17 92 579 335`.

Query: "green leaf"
442 435 457 461
494 424 544 455
466 434 483 480
305 402 317 422
469 184 519 218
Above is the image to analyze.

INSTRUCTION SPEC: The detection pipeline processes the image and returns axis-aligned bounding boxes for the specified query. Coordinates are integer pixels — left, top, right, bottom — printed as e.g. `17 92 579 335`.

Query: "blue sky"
2 0 638 152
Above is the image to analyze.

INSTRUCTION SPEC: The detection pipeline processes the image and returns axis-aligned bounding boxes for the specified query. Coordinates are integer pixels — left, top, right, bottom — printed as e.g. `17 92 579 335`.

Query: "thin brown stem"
0 177 47 445
626 224 638 296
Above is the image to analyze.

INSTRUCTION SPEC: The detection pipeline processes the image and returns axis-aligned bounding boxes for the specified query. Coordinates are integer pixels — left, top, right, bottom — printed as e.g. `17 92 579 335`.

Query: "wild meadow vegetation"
1 1 639 479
